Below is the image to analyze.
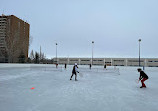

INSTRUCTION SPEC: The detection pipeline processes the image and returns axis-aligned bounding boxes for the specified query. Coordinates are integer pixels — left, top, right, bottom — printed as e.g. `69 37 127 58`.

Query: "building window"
128 60 143 62
81 60 90 61
59 59 67 61
148 61 158 62
114 60 124 62
93 60 103 61
105 62 111 63
70 60 78 61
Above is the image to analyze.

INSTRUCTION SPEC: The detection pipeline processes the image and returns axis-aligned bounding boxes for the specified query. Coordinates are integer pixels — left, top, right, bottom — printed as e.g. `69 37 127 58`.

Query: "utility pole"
138 39 141 66
92 41 94 66
55 43 58 68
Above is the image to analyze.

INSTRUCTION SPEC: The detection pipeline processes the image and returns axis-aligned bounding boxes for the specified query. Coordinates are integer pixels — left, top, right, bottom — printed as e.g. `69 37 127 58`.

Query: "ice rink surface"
0 64 158 111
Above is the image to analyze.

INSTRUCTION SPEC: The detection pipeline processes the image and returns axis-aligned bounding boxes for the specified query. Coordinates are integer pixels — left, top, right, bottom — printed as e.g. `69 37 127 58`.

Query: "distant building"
0 14 30 63
53 57 158 67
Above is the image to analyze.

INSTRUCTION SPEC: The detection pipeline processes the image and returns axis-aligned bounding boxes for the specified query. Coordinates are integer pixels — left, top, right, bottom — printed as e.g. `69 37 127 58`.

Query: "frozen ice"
0 64 158 111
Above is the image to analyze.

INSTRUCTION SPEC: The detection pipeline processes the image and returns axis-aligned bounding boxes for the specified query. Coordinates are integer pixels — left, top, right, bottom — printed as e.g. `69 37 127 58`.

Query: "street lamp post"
138 39 141 66
92 41 94 66
56 43 58 65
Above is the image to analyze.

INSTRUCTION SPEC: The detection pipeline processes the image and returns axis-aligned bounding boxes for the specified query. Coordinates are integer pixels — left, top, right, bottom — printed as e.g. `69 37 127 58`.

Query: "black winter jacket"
139 71 148 80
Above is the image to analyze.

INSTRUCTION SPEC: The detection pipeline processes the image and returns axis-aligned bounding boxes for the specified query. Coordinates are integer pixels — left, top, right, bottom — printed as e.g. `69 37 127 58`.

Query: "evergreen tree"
34 52 39 63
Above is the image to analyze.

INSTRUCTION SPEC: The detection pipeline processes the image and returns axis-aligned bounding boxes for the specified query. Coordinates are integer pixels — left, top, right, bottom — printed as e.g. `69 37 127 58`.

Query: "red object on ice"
30 87 35 89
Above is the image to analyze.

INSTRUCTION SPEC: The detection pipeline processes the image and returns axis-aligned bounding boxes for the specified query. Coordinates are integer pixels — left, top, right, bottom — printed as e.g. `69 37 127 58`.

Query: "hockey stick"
79 72 83 77
135 79 140 84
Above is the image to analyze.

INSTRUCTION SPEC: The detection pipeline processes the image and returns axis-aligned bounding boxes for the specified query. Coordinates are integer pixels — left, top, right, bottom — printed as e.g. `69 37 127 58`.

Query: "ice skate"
140 86 143 88
140 86 146 88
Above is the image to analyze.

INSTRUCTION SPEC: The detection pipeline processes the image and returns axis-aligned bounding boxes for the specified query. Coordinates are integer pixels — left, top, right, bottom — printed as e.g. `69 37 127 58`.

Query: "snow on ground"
0 64 158 111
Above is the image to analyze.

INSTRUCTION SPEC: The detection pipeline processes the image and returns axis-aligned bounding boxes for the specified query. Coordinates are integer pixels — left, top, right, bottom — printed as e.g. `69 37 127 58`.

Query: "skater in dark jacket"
70 63 79 81
137 68 149 88
89 64 92 69
64 64 67 69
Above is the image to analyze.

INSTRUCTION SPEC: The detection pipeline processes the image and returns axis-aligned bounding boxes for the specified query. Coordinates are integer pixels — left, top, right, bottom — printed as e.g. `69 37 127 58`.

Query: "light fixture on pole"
138 39 141 66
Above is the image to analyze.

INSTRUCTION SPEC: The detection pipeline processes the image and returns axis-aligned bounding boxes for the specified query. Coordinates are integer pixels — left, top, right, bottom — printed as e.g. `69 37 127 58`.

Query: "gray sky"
1 0 158 58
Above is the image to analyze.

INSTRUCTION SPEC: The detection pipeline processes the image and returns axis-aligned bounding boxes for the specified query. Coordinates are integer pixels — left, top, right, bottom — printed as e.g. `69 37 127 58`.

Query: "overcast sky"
1 0 158 58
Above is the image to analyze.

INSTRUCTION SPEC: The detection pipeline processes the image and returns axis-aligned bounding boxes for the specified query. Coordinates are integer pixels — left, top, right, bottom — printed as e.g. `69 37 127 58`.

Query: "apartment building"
0 14 30 63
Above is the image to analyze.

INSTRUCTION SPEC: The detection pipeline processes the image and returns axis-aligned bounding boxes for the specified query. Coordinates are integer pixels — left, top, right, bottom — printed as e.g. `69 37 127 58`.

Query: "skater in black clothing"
64 64 67 69
137 68 149 88
70 63 79 81
89 64 92 69
104 64 107 69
